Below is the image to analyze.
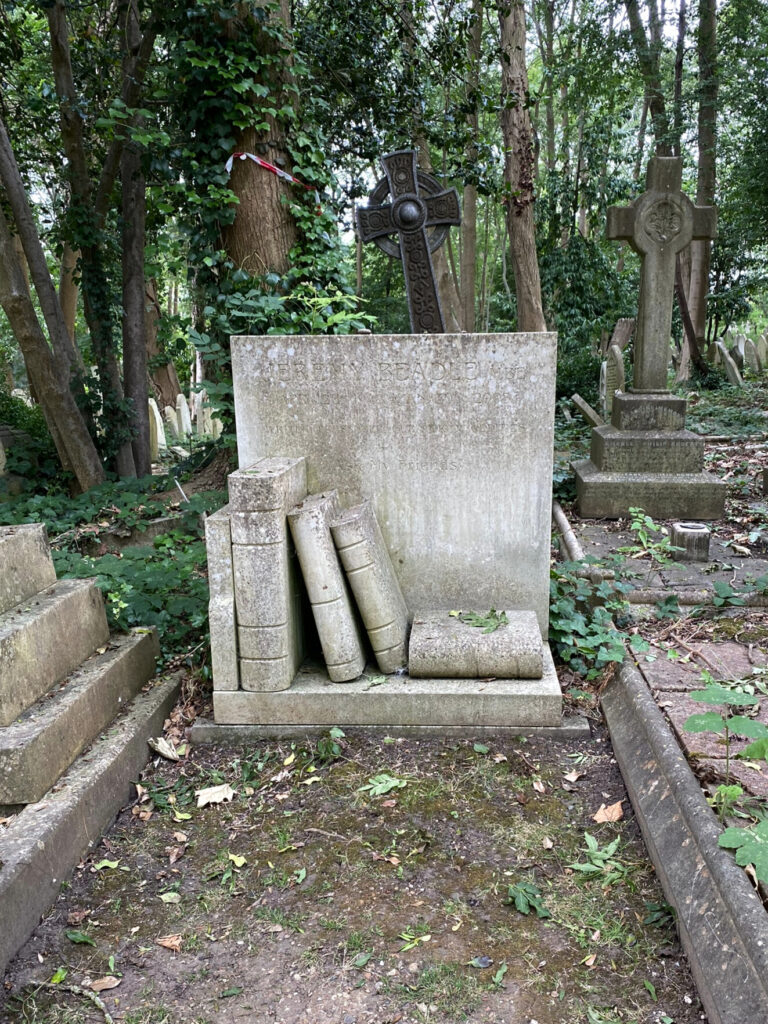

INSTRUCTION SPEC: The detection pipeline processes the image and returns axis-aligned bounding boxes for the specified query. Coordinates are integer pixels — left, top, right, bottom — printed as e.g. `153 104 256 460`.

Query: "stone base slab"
0 674 181 978
602 661 768 1024
0 629 159 805
190 714 589 743
212 646 562 728
590 425 704 474
611 392 687 431
0 580 110 727
573 459 726 520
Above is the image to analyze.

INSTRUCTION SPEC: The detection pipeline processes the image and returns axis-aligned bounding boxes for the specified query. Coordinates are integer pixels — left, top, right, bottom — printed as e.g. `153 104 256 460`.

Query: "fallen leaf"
166 846 185 866
373 852 401 866
195 784 236 808
172 831 188 843
156 934 183 952
542 837 554 850
582 953 597 967
92 859 120 872
228 852 247 868
90 976 121 992
532 780 546 794
466 955 493 969
381 799 398 808
172 810 192 822
299 777 322 786
592 800 624 823
563 770 584 783
65 930 96 947
67 909 91 926
220 986 243 998
159 891 181 904
148 737 180 762
493 753 508 763
283 752 296 766
266 923 283 933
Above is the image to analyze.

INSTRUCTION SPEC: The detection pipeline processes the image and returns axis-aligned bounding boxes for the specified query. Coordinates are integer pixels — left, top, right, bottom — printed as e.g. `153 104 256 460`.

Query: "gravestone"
176 394 192 436
601 344 625 417
207 331 563 730
163 405 179 439
756 335 768 368
148 399 166 460
716 341 744 386
574 157 726 519
744 339 762 374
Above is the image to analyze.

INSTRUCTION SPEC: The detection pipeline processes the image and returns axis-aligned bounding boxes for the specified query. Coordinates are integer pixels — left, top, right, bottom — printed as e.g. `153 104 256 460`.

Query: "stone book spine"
205 505 238 691
331 499 409 674
287 492 366 683
229 458 307 692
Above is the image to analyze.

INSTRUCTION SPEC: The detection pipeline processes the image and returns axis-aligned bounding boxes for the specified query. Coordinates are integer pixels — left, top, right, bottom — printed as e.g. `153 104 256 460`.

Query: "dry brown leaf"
532 779 546 794
172 831 188 843
381 799 398 808
563 770 583 783
592 800 624 823
156 934 183 952
90 976 121 992
195 783 236 808
542 837 554 850
167 845 185 866
373 852 401 866
492 753 508 763
583 953 597 968
67 909 91 926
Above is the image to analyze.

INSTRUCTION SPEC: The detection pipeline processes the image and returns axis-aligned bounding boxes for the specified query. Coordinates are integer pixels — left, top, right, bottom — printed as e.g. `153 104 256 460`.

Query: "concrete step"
0 672 181 977
0 579 109 727
0 628 160 805
0 525 56 616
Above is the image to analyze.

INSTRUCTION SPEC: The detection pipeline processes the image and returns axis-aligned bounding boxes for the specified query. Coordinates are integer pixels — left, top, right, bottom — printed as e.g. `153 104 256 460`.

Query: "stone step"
0 628 160 805
589 425 704 474
0 673 181 977
0 579 109 727
0 525 56 616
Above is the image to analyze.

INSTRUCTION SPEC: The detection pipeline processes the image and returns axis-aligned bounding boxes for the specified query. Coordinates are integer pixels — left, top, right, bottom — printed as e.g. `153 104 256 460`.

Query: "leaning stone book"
288 491 366 683
331 499 409 674
228 458 307 691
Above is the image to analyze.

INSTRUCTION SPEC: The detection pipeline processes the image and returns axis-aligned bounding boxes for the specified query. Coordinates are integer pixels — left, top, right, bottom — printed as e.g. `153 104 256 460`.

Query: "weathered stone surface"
602 662 768 1024
148 399 166 459
573 461 727 520
670 522 711 561
603 344 625 415
288 492 366 683
610 392 687 431
716 341 744 386
0 580 109 727
205 506 238 691
589 425 704 474
0 524 56 617
756 335 768 369
228 460 308 694
640 641 767 692
408 610 542 679
163 406 179 438
231 333 557 635
331 499 409 674
176 393 192 435
0 629 159 805
571 393 603 427
214 646 562 728
0 673 180 978
744 339 762 374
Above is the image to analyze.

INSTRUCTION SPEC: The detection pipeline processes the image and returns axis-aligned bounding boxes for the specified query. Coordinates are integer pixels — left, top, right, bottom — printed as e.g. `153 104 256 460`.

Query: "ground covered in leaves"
2 730 703 1024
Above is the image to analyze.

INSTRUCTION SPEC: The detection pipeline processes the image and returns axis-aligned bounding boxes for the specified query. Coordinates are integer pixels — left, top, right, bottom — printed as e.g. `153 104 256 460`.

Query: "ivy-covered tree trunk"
498 0 546 333
219 0 298 275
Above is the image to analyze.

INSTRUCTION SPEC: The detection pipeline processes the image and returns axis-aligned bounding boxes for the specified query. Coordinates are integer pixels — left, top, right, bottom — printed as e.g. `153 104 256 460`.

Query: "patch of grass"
404 962 484 1020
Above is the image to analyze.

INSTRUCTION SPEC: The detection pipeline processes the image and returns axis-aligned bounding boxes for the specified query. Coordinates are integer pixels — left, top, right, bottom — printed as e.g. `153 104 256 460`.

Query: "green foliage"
316 727 345 764
619 507 680 566
448 608 508 633
357 774 407 797
718 820 768 883
505 880 551 919
549 560 632 679
683 680 767 790
568 832 628 887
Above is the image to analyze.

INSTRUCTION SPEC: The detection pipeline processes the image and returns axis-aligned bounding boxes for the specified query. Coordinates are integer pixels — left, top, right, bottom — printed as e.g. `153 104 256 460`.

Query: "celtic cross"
357 149 461 333
607 156 716 393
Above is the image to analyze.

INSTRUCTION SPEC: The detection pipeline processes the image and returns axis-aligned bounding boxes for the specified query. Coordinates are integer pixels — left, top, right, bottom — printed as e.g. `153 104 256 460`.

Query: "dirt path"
2 728 702 1024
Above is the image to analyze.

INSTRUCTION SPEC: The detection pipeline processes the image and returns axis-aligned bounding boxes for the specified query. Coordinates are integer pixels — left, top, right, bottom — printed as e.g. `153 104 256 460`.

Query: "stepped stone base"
0 629 160 805
611 392 687 431
0 580 109 727
213 647 562 729
0 525 56 615
0 674 181 977
590 425 704 474
573 460 727 520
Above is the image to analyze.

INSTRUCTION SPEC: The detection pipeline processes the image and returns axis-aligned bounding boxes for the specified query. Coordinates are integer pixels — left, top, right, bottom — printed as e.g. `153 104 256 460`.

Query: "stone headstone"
708 342 721 365
716 341 744 386
571 393 603 428
756 335 768 368
231 333 557 634
0 439 5 477
176 393 193 436
744 339 762 374
610 317 635 353
163 406 179 439
148 399 166 460
574 157 725 520
604 344 625 415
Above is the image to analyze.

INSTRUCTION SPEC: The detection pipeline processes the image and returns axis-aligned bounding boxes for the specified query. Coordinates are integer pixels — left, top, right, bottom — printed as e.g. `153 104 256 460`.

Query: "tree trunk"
46 0 137 477
0 205 104 491
460 0 483 333
220 0 298 275
498 0 546 333
57 243 82 354
689 0 717 346
624 0 672 155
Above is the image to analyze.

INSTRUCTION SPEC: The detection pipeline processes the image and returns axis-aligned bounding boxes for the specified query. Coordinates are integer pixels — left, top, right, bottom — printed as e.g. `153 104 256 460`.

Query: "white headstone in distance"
163 405 180 439
148 399 166 459
176 393 193 436
744 339 762 374
756 335 768 368
716 341 744 386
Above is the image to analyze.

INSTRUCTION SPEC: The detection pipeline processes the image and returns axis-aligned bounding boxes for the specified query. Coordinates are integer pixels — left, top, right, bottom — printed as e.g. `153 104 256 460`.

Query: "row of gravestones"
709 331 768 387
149 392 223 460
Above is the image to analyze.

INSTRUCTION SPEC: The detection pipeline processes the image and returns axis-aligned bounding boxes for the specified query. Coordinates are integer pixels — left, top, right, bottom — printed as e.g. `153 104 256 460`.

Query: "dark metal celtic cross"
356 149 461 333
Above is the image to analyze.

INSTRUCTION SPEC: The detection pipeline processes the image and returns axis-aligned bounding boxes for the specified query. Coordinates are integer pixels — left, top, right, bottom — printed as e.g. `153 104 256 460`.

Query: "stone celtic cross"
357 149 461 333
607 156 716 393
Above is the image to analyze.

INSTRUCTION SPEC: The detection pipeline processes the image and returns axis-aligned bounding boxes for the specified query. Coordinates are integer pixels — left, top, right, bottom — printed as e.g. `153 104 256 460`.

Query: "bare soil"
2 726 703 1024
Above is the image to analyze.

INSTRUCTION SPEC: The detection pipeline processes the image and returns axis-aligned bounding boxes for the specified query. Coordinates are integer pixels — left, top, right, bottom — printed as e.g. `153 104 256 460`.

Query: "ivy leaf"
66 930 96 946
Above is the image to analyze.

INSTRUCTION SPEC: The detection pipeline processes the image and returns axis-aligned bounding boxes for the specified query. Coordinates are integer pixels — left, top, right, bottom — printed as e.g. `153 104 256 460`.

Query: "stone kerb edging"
602 662 768 1024
552 502 768 1023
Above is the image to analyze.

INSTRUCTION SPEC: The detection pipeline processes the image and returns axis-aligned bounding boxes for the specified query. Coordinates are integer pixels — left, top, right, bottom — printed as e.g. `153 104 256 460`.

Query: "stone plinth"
574 394 726 520
408 610 542 679
231 333 557 635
